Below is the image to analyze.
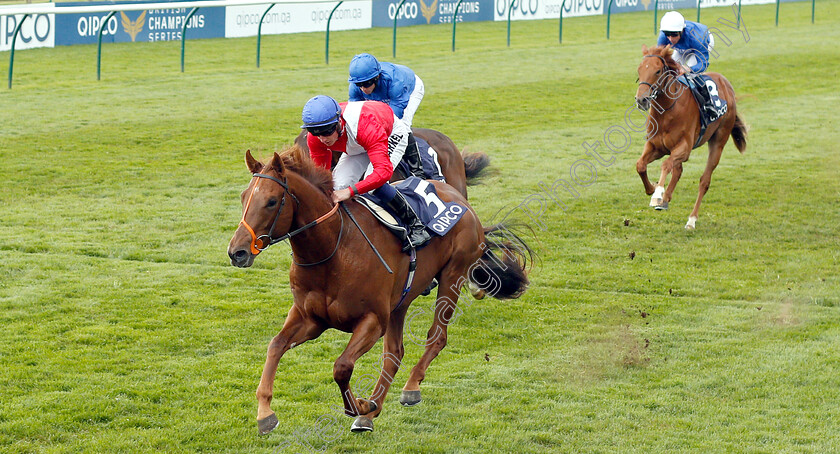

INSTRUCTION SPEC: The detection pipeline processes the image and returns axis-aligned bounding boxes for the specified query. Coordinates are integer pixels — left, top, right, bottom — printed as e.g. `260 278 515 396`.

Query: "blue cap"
348 53 381 83
300 95 341 129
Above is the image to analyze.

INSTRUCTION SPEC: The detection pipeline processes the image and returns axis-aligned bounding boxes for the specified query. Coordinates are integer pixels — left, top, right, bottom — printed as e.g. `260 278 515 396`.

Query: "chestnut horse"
634 45 747 229
294 127 490 199
227 146 531 434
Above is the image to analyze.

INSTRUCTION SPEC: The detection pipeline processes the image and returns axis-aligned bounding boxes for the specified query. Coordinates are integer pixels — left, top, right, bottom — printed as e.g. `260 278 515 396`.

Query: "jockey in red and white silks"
306 100 410 197
301 95 430 250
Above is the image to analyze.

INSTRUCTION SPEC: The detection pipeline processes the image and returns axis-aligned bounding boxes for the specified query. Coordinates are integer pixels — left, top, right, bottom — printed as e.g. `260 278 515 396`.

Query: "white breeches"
400 75 424 128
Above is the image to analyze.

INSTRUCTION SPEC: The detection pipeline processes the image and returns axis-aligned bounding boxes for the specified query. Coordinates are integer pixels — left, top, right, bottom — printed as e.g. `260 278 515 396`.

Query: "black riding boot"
402 133 425 179
385 191 432 251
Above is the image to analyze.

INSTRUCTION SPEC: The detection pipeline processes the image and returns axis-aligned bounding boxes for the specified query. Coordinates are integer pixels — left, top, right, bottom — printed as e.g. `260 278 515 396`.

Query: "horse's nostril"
230 249 248 264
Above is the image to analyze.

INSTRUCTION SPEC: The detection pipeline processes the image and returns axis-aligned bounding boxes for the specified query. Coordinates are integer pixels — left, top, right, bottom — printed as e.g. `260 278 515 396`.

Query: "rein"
239 172 341 265
639 54 681 113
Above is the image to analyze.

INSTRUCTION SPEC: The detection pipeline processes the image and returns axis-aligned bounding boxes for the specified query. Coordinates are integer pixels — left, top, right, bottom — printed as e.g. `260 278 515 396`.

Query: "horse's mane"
646 45 681 73
272 144 334 196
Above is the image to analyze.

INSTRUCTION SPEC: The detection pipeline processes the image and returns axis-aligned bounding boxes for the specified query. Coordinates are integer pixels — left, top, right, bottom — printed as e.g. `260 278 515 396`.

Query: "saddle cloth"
677 74 728 149
396 136 446 182
358 176 467 238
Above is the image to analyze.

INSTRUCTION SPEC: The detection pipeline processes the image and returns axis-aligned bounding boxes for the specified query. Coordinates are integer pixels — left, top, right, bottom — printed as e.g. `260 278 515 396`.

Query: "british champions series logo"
419 0 439 23
120 11 146 42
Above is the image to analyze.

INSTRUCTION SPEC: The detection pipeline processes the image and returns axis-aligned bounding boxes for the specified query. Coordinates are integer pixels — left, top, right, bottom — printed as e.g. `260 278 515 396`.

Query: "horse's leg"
359 312 407 423
256 305 324 434
687 140 724 229
655 142 690 210
400 270 463 407
636 141 662 196
333 313 383 431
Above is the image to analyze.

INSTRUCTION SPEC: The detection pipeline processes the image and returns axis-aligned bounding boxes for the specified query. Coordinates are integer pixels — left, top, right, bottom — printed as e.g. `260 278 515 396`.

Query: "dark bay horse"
634 45 748 229
227 146 531 434
294 127 490 199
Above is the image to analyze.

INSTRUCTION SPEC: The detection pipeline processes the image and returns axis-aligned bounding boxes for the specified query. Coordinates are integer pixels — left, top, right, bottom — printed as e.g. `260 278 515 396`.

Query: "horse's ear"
268 152 286 174
641 44 648 54
245 149 262 174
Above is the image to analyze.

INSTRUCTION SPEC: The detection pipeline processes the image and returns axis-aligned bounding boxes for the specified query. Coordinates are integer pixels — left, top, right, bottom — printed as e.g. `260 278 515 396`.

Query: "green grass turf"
1 2 839 452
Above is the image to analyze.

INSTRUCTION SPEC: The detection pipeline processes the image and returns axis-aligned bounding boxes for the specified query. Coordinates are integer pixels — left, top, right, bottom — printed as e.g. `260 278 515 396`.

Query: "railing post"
97 11 117 81
180 7 200 73
811 0 815 23
7 14 29 89
737 0 742 28
775 0 780 26
606 0 614 40
653 0 659 36
558 0 567 43
326 1 344 64
257 3 276 68
506 0 515 47
696 0 701 22
392 0 407 57
451 0 464 51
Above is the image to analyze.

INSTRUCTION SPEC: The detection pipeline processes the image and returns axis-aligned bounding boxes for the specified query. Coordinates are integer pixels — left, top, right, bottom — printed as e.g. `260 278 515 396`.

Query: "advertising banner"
54 1 225 45
371 0 493 27
0 5 55 51
493 0 602 21
609 0 694 14
226 1 370 38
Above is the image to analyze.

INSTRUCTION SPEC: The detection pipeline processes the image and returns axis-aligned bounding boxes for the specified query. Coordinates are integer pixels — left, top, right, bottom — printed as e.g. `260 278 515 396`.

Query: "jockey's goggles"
354 77 377 88
664 31 681 37
306 122 339 137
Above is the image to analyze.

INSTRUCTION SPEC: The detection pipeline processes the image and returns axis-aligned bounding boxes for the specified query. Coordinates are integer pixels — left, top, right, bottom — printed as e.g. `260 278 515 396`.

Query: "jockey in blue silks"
657 11 714 74
348 53 426 180
347 53 424 128
657 11 718 117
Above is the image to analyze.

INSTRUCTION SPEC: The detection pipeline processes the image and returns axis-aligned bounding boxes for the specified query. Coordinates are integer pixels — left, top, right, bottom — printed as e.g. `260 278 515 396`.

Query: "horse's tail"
731 111 748 154
469 223 534 300
463 151 490 182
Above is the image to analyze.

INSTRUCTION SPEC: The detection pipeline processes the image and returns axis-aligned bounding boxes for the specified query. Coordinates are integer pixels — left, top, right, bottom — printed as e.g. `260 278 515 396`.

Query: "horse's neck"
286 172 342 263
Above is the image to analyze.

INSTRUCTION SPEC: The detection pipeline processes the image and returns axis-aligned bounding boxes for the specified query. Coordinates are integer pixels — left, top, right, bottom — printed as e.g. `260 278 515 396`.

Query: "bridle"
239 172 340 264
637 54 680 112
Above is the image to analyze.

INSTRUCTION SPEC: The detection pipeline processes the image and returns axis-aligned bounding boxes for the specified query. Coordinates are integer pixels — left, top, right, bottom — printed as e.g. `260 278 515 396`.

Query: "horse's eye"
266 199 278 208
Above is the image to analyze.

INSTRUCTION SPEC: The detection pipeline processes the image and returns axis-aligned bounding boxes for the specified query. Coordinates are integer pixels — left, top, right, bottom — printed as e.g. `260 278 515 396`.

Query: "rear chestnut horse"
634 45 747 229
227 146 531 434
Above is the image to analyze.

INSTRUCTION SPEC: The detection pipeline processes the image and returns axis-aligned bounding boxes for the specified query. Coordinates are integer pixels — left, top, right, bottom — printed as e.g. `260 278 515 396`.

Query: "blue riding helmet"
300 95 341 129
348 53 381 84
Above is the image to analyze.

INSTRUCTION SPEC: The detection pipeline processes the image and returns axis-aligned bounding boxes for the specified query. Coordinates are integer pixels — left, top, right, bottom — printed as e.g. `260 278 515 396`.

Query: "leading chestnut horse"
634 45 748 229
227 146 531 434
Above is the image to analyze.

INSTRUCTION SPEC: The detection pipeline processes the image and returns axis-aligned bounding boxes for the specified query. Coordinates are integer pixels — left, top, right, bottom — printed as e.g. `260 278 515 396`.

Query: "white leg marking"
650 186 665 207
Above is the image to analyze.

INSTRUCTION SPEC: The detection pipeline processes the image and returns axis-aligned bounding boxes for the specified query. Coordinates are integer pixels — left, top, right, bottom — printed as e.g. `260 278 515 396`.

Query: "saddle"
678 74 729 148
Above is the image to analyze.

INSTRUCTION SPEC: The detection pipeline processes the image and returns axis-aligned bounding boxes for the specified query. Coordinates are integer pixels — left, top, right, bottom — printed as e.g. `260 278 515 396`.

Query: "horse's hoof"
257 413 279 435
654 201 669 210
357 398 378 414
350 416 374 433
400 390 422 406
685 216 697 230
649 198 662 207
